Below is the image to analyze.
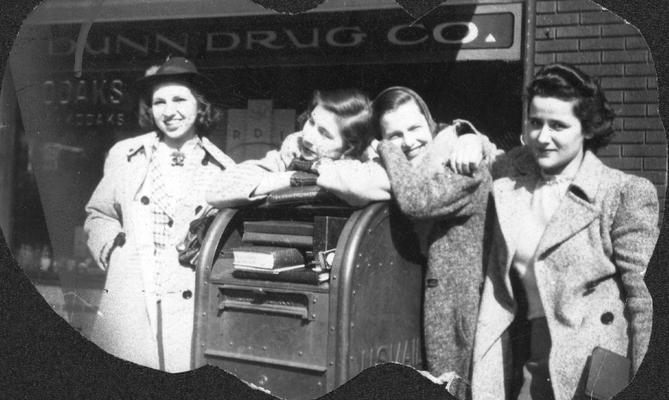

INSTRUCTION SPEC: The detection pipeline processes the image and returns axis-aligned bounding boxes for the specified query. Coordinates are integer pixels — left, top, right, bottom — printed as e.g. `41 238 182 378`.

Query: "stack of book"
241 220 313 249
232 245 330 284
230 218 346 284
232 246 305 273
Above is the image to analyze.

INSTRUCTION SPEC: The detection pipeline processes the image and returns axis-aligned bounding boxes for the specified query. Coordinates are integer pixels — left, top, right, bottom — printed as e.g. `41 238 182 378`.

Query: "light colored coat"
84 132 234 372
471 147 658 400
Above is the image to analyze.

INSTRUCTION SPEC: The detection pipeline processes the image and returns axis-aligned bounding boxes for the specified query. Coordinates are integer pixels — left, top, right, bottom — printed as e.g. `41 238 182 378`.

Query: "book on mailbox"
233 268 329 284
232 246 305 270
241 231 313 249
243 220 314 236
233 264 305 274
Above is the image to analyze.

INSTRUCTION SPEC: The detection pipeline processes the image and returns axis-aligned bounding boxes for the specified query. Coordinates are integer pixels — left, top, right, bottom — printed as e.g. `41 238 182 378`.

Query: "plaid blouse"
144 137 213 295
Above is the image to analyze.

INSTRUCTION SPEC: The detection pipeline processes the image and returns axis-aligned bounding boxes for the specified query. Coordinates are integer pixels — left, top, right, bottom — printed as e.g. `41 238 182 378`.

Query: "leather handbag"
177 208 218 269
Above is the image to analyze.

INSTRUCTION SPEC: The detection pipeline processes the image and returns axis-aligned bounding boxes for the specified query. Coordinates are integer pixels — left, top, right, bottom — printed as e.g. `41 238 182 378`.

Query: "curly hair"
308 89 373 159
138 81 222 137
527 63 616 152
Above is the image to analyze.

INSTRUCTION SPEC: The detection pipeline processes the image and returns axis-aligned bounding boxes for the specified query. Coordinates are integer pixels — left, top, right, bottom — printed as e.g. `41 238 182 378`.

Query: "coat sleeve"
205 150 288 208
377 140 489 220
610 176 659 373
84 145 124 270
315 156 392 207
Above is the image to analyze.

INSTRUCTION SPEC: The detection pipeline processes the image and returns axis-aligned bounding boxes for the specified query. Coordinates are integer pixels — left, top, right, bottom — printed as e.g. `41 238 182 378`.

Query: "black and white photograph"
0 0 667 399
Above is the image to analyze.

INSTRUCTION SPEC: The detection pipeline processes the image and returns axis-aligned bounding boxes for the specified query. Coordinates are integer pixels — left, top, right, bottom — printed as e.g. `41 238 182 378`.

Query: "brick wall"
534 0 667 217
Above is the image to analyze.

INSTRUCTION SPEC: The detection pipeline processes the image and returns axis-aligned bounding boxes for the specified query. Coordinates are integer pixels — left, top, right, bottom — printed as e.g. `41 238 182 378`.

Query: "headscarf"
373 86 438 137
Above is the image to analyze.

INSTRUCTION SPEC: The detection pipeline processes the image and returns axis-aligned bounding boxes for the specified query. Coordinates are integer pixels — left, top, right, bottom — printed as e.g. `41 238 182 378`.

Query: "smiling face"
151 82 199 147
299 104 346 161
379 100 432 161
525 96 591 176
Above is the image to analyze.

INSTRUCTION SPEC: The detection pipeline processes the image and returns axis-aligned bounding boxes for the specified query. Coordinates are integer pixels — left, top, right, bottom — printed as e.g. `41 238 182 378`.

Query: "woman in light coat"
462 63 658 400
207 89 391 208
84 57 234 372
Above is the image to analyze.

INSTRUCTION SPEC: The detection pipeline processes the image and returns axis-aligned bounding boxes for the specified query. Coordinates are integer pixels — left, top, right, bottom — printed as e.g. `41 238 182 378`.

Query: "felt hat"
134 56 217 100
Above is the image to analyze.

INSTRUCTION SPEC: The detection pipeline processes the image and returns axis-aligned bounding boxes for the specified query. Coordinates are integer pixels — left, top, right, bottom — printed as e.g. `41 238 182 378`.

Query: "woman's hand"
98 232 126 270
448 120 485 175
417 370 468 396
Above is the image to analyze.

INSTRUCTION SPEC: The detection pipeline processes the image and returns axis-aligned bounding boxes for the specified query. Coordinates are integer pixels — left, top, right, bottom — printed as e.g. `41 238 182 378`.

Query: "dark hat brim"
133 72 219 101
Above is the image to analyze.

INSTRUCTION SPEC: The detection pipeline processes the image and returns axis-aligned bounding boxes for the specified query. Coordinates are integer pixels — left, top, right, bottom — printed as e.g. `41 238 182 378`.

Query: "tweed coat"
378 126 492 400
471 147 658 400
84 132 234 372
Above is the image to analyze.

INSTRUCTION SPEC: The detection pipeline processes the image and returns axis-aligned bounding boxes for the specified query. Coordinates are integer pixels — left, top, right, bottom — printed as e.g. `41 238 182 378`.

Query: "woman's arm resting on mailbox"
378 131 489 220
84 144 125 270
315 153 392 207
206 149 295 208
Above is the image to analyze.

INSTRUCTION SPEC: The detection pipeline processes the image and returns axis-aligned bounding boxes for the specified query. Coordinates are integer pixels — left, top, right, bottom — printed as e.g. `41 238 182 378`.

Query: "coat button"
601 312 614 325
167 218 174 227
195 205 203 214
426 279 439 288
141 196 150 205
182 290 192 299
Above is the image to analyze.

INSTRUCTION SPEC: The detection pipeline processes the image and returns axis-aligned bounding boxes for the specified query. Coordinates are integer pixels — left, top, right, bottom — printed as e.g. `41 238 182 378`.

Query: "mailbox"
193 193 425 400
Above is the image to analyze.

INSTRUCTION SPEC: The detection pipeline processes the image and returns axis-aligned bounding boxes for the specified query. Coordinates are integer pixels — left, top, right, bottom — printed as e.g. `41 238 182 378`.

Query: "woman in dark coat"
373 87 492 399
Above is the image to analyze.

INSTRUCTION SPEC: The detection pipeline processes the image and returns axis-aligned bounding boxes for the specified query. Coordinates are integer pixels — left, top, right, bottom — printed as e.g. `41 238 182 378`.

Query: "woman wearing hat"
84 57 235 372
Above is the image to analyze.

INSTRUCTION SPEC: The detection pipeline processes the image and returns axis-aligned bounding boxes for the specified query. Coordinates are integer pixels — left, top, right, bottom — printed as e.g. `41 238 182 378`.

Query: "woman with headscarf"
84 57 235 372
372 87 493 399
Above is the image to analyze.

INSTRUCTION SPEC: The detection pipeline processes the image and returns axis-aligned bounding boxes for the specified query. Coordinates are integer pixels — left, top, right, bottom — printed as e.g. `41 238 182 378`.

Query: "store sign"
44 3 521 65
40 77 130 128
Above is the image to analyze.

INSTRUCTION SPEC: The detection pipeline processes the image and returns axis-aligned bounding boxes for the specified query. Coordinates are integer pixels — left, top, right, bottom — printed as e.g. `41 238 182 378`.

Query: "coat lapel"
201 137 235 170
535 194 598 257
535 152 602 257
492 150 538 278
126 132 158 201
474 150 539 361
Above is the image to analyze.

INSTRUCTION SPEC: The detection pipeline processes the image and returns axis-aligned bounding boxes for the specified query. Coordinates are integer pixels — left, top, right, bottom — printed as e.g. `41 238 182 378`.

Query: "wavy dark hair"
307 88 373 159
527 63 616 152
138 80 222 137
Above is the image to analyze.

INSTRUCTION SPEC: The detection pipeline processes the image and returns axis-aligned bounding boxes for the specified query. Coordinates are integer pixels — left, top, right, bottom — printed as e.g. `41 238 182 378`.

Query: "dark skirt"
511 316 555 400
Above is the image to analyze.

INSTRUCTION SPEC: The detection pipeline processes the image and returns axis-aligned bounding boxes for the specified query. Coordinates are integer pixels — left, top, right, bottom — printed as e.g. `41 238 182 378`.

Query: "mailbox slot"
204 279 330 380
218 285 315 321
